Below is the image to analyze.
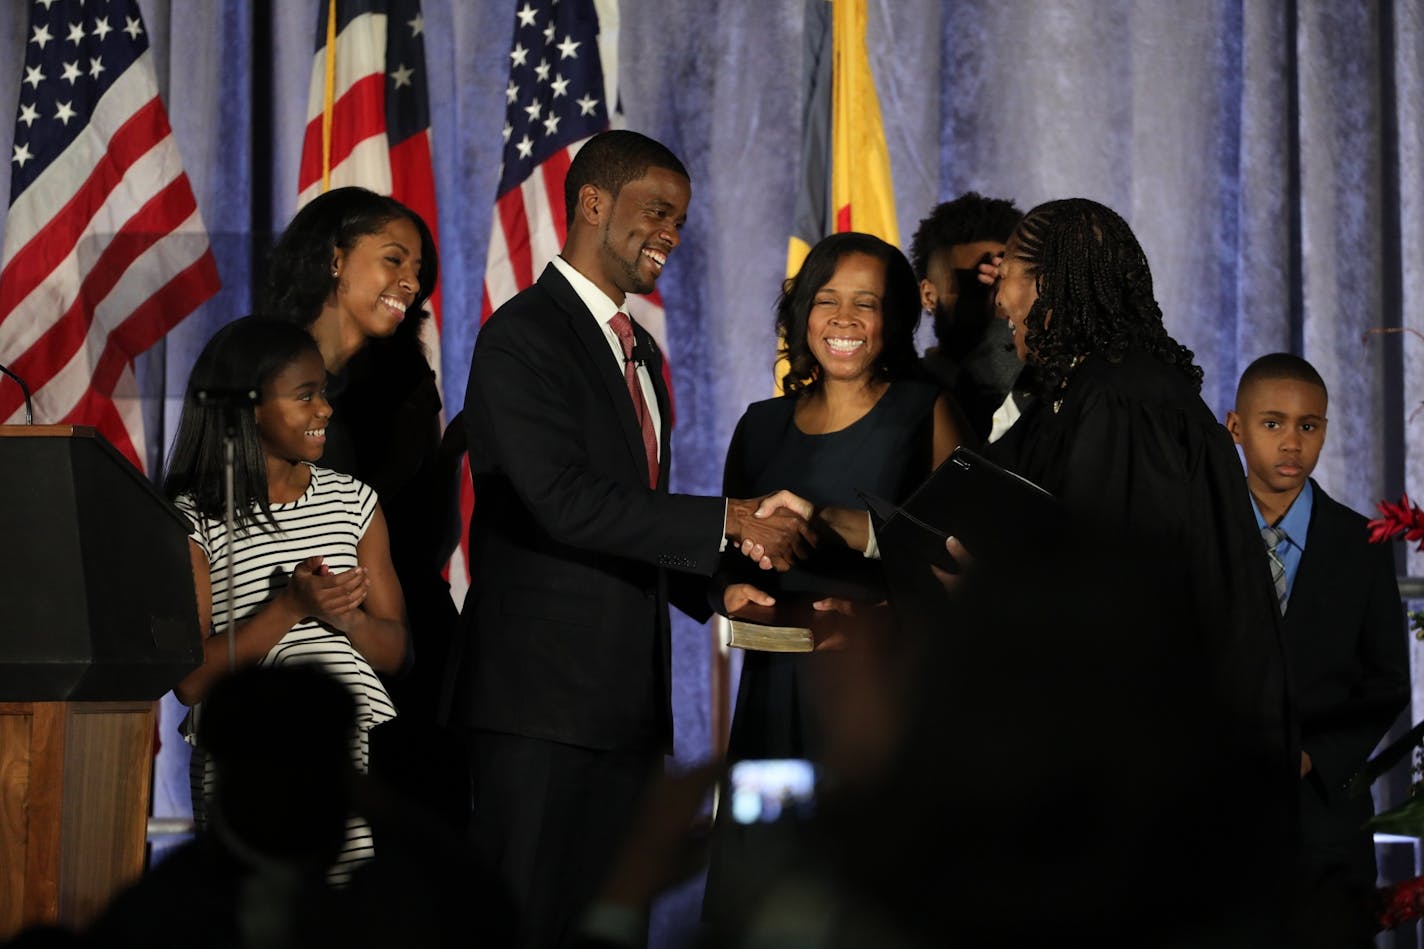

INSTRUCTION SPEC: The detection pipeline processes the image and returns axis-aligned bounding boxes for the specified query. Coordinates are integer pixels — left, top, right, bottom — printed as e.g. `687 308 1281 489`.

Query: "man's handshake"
724 490 817 571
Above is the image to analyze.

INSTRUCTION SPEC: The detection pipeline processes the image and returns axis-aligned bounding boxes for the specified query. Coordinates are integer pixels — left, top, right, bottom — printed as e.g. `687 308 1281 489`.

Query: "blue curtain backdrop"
3 0 1424 938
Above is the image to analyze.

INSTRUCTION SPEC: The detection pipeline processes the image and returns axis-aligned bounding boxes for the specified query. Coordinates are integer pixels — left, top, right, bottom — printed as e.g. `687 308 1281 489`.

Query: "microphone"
625 338 653 369
0 361 34 425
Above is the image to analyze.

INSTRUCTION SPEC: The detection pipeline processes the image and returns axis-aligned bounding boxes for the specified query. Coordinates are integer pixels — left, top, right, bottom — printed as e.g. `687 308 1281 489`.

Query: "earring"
331 265 339 277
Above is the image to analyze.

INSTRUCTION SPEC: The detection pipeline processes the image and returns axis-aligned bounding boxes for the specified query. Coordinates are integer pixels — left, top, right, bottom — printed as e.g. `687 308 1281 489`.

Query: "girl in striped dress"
164 316 408 884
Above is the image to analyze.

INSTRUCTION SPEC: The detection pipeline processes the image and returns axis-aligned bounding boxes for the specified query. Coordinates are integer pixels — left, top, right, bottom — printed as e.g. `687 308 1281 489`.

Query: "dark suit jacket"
1285 480 1409 878
455 263 724 754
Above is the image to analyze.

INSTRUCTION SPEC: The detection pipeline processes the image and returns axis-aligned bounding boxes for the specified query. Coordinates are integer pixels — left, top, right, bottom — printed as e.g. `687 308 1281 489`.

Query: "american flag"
483 0 670 362
0 0 220 470
297 0 442 363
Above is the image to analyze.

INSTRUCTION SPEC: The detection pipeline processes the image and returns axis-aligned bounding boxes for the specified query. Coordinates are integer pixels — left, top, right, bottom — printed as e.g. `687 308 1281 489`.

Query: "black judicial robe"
699 349 1299 946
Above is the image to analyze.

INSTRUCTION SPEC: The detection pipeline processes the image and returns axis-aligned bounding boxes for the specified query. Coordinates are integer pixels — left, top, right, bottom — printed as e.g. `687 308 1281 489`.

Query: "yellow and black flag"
780 0 899 388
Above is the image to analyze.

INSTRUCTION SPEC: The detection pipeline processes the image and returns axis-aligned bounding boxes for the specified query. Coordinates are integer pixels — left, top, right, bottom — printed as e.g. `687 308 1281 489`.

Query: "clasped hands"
285 555 370 631
724 489 817 572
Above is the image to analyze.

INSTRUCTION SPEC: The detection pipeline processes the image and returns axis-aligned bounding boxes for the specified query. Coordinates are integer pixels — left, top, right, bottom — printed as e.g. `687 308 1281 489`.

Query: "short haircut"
563 130 690 226
1235 353 1328 406
909 192 1023 279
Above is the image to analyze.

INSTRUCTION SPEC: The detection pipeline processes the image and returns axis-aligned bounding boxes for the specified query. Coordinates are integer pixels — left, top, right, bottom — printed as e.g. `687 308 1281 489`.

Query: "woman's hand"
978 253 1004 286
286 556 371 630
723 583 775 616
810 597 857 651
929 536 974 593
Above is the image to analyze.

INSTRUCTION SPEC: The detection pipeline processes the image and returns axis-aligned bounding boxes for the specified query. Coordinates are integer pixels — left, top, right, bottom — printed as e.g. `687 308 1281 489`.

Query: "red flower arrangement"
1361 328 1424 930
1369 492 1424 549
1379 874 1424 930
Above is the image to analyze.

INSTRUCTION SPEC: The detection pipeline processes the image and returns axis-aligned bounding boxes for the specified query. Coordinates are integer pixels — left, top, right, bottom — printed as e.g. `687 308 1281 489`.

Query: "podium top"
0 423 187 532
0 424 98 439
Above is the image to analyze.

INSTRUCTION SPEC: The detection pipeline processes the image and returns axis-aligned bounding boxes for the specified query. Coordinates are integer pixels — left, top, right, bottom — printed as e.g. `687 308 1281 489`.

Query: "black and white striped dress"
177 465 396 883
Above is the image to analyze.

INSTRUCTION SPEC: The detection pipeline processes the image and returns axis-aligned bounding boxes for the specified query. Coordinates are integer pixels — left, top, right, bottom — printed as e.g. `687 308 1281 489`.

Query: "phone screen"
727 758 817 824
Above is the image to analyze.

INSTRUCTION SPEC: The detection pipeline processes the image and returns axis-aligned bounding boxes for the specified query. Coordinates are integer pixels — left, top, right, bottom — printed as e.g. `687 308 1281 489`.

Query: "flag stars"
408 12 423 36
123 16 142 40
524 99 542 121
516 4 537 28
12 143 33 169
30 23 53 50
18 103 40 128
502 122 512 142
515 134 534 159
54 100 77 125
544 22 555 43
576 93 599 116
88 57 105 79
510 43 528 67
93 17 112 41
556 35 580 59
66 21 85 45
23 65 45 89
534 58 550 82
542 113 560 136
505 80 519 104
60 61 82 84
390 63 414 88
550 74 569 98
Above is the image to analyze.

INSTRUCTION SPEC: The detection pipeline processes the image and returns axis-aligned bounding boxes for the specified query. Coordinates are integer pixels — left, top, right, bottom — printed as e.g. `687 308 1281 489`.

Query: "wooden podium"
0 426 201 938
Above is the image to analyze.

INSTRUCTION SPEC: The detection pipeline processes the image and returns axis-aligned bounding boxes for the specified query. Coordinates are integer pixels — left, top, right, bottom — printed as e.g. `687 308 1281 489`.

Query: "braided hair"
1011 198 1202 396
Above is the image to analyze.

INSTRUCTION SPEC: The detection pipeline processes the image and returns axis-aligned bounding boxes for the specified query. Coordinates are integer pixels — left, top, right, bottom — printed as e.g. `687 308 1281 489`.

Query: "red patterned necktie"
608 312 658 488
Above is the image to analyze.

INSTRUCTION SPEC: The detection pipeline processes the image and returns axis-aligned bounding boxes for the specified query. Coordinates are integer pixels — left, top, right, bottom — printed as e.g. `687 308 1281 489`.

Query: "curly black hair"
1010 198 1203 396
908 192 1022 280
258 186 439 350
777 232 922 396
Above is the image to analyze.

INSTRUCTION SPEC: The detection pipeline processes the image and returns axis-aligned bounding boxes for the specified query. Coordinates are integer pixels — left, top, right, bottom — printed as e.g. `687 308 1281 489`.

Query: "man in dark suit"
1227 352 1410 948
457 130 814 947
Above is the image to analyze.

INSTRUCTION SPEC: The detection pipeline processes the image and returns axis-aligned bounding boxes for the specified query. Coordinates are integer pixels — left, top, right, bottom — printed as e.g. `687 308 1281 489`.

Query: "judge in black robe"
821 199 1297 947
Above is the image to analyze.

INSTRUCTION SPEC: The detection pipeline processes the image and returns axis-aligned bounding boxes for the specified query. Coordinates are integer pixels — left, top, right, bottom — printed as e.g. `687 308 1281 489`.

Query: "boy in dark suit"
1226 352 1410 946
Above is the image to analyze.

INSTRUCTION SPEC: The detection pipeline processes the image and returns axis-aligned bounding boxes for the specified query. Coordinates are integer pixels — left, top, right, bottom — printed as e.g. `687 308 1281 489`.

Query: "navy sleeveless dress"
718 379 939 761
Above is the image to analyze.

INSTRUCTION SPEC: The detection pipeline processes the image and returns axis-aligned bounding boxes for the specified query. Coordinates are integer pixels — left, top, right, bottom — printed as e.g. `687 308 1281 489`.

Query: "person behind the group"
163 316 408 885
259 187 457 730
933 197 1295 941
909 191 1024 442
702 230 967 922
455 128 815 947
1227 353 1408 948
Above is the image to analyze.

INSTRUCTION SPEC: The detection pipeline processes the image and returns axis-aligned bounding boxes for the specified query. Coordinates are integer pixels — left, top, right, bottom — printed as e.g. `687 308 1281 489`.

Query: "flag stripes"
1 1 219 468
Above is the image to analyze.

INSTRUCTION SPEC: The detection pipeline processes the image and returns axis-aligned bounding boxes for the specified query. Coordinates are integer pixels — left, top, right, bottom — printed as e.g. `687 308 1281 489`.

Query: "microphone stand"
0 360 35 424
196 387 257 672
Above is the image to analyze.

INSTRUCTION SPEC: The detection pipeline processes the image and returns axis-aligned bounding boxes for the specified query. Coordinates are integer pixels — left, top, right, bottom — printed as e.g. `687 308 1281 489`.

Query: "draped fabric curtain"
1 0 1421 931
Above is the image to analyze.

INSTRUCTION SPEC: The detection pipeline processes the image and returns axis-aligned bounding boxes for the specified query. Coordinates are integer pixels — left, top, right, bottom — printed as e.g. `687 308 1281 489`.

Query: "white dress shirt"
550 255 662 459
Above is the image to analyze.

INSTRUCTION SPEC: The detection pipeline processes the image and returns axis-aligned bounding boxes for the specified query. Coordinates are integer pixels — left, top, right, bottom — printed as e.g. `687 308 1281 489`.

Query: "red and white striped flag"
475 0 671 603
0 0 221 470
297 0 442 364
